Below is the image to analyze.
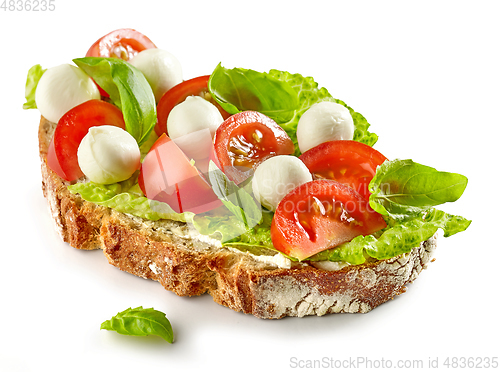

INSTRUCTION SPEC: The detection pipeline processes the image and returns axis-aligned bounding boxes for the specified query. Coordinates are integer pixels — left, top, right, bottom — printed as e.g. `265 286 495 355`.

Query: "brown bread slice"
38 116 437 319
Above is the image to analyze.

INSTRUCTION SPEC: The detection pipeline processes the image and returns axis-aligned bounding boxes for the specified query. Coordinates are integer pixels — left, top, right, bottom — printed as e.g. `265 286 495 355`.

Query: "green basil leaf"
23 64 46 110
369 159 468 221
100 306 173 343
73 57 156 146
208 63 299 123
207 160 262 229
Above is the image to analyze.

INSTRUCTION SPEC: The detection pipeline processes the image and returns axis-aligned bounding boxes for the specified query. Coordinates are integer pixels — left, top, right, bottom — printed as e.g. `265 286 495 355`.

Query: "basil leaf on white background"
100 306 174 343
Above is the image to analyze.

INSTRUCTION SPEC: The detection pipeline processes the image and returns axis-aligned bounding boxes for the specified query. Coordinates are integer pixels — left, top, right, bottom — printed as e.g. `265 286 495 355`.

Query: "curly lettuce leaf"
365 209 471 260
192 214 247 243
267 69 378 153
308 209 471 264
193 209 294 258
307 234 372 265
208 65 378 156
191 209 271 246
224 209 274 248
67 178 194 223
23 64 46 110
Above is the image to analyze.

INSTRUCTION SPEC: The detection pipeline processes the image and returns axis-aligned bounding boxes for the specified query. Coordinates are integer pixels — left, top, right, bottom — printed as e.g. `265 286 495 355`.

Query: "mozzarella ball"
167 96 224 139
297 101 354 153
252 155 312 211
35 64 100 123
130 48 183 102
77 126 141 184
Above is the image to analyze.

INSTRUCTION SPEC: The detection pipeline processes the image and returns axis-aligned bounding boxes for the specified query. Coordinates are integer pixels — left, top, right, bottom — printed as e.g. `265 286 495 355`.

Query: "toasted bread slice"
38 116 437 319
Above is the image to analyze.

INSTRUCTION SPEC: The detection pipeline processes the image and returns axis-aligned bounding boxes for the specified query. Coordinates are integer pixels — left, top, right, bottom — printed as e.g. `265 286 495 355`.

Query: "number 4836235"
1 0 56 11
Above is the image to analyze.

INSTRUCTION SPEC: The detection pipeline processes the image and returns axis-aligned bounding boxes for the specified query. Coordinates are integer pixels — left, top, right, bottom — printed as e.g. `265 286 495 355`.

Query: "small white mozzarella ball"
167 96 224 139
252 155 312 211
130 48 183 102
77 126 141 184
297 101 354 153
35 64 100 123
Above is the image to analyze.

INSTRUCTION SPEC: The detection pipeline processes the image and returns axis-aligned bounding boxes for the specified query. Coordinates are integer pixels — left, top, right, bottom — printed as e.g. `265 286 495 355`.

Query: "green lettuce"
67 176 194 223
193 209 294 258
192 214 247 243
267 69 378 150
23 64 46 110
224 209 274 248
309 209 470 264
208 65 378 156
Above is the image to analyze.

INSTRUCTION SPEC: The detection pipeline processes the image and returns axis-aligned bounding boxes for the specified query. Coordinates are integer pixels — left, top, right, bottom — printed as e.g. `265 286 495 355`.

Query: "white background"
1 1 499 371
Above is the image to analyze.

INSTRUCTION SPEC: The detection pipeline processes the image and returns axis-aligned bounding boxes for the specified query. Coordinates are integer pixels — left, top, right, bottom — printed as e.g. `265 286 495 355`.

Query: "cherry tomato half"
155 75 230 137
85 28 156 61
138 133 222 214
85 28 157 97
214 111 295 184
270 180 387 261
299 140 387 200
47 100 126 181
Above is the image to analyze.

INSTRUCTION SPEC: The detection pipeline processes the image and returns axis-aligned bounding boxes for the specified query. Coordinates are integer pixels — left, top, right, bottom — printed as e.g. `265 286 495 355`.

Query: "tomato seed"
233 158 251 167
229 146 249 156
252 130 263 143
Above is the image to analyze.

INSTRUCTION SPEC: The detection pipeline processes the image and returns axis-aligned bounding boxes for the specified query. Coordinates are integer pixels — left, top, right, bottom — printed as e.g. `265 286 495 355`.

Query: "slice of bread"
38 116 437 319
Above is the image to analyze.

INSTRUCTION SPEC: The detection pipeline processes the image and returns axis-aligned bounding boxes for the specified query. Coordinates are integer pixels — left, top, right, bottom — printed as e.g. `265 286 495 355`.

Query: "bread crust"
38 116 437 319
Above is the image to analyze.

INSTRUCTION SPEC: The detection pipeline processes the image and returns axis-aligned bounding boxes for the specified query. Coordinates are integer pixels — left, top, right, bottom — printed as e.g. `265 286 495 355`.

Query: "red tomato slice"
213 111 295 184
47 100 126 181
155 75 230 137
138 133 222 214
85 28 156 61
270 180 387 261
299 140 387 200
86 28 157 97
